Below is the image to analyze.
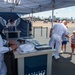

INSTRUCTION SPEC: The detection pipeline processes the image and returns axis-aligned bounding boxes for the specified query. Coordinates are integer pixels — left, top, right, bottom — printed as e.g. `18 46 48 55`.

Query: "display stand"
14 49 56 75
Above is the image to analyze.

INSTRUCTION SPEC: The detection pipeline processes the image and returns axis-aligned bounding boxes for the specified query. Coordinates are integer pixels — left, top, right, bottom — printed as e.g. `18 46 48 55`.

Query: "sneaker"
60 50 63 53
54 55 60 59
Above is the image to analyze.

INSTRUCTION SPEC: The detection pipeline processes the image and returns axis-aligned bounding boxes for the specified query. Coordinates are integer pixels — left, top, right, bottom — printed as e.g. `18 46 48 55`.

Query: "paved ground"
52 53 75 75
52 27 75 75
32 21 75 75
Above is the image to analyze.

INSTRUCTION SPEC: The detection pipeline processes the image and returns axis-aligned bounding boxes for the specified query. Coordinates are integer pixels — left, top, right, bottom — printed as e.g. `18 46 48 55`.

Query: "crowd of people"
49 20 75 59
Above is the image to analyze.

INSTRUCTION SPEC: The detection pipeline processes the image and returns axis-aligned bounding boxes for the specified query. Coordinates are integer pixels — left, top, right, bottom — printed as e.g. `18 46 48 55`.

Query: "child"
71 31 75 54
61 26 69 53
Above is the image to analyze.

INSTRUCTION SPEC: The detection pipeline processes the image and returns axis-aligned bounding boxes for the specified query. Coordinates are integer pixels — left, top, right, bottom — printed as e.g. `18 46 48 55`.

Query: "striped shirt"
71 35 75 44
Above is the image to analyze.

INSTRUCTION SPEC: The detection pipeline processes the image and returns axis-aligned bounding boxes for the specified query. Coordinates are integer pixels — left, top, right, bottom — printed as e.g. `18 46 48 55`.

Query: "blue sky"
23 6 75 19
32 6 75 19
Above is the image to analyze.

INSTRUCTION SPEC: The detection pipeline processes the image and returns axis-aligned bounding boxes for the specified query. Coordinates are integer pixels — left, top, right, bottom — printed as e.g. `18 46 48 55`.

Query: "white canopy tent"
0 0 75 27
0 0 75 13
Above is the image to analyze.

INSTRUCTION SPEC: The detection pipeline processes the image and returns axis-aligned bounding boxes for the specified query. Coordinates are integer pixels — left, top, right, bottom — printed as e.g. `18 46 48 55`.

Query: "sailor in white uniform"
49 20 69 59
0 34 18 75
6 19 16 31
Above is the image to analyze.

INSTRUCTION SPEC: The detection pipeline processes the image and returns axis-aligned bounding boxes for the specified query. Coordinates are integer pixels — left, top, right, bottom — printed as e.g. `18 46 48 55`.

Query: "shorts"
71 43 75 48
62 41 67 45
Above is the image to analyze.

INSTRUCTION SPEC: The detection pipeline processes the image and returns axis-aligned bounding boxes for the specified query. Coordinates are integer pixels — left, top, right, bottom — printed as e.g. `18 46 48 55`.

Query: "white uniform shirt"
6 22 16 31
6 22 15 27
52 23 68 37
0 35 11 62
0 35 10 54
